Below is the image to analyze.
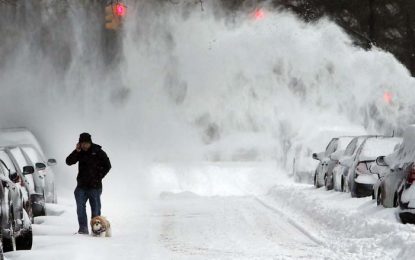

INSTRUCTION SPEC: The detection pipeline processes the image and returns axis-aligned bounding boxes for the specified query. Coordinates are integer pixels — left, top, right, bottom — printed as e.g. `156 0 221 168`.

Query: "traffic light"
105 2 126 30
114 3 126 17
252 8 265 21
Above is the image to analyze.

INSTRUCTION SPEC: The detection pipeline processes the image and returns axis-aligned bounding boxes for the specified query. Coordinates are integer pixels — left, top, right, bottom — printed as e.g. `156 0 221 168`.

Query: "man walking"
66 132 111 234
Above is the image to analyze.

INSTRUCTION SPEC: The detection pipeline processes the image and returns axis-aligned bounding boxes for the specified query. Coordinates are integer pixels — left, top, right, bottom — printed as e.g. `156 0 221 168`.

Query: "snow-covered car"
323 137 356 190
20 144 57 203
372 156 404 208
0 129 57 203
312 136 354 189
0 128 58 217
332 135 376 192
372 126 415 210
290 125 366 184
4 146 46 218
397 162 415 224
344 136 402 198
0 153 33 251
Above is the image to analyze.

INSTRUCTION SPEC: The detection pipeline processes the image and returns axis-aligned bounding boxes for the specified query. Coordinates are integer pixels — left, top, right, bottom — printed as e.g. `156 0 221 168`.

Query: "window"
344 138 358 156
21 146 44 164
0 151 16 174
325 139 339 156
9 147 29 172
0 161 8 176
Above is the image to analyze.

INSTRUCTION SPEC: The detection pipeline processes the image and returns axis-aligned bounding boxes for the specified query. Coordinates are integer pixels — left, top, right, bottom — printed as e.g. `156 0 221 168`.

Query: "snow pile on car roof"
386 125 415 167
290 125 366 174
0 128 44 155
359 137 402 162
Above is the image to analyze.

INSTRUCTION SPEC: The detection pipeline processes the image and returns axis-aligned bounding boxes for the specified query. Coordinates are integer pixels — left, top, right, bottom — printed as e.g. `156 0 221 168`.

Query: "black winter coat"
66 143 111 189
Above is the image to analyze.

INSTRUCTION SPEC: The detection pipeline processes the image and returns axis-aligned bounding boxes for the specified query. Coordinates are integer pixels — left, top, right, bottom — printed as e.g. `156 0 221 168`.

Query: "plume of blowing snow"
0 0 414 197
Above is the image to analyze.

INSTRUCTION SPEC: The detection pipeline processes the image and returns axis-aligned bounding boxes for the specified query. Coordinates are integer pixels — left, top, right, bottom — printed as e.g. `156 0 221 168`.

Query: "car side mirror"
312 152 324 161
23 166 34 175
35 162 47 171
376 156 388 167
47 158 57 166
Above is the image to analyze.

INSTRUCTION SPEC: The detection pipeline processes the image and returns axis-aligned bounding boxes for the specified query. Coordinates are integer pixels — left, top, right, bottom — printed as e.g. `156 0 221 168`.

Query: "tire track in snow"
157 194 334 259
253 197 326 247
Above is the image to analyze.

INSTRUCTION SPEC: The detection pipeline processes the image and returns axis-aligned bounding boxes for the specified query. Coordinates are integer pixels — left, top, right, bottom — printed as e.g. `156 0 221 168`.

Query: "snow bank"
266 184 415 259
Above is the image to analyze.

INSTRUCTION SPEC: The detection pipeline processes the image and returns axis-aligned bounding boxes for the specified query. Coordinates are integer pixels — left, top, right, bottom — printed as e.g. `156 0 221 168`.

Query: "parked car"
332 135 377 192
373 125 415 209
398 162 415 224
5 146 46 218
312 136 354 189
369 125 415 223
20 144 57 203
0 128 58 218
372 156 404 207
291 126 365 184
0 152 33 251
344 136 402 198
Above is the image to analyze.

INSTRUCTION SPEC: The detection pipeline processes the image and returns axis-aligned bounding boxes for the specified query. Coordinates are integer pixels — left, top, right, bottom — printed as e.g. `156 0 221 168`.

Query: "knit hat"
79 132 92 143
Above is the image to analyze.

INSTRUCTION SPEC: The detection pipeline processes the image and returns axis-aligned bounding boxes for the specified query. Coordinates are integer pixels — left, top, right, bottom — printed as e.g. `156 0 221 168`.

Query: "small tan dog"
90 216 112 237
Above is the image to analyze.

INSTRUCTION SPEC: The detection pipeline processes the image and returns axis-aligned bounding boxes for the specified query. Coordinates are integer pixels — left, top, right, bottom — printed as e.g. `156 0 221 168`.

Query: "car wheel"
393 192 399 208
15 228 32 250
31 194 46 218
324 175 328 190
3 203 16 252
24 201 34 224
2 237 14 253
376 188 382 206
32 204 45 218
350 180 357 197
341 178 345 192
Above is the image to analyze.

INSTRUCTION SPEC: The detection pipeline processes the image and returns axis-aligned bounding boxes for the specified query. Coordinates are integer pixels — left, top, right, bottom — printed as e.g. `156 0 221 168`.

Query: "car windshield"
22 146 44 164
0 161 8 176
9 147 28 172
0 150 17 173
344 136 367 157
338 137 354 150
325 139 338 156
344 138 357 156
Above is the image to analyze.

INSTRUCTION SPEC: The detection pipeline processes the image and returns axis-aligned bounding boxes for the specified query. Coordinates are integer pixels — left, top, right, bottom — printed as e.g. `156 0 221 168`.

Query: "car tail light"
407 164 415 184
356 162 368 175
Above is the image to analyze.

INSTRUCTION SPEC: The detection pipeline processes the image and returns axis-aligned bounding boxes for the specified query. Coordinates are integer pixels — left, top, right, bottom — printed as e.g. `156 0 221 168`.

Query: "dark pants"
74 186 102 232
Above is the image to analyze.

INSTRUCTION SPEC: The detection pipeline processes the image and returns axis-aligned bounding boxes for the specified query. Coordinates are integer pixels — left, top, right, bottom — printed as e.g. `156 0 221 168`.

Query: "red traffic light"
114 3 126 17
383 91 393 104
253 8 265 21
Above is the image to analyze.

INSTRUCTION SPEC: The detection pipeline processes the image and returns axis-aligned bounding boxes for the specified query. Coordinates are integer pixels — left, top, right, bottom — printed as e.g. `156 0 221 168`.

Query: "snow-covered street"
3 0 415 259
155 194 322 259
4 163 415 260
